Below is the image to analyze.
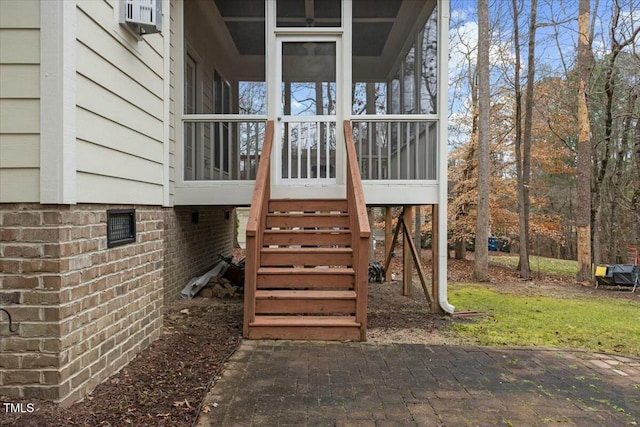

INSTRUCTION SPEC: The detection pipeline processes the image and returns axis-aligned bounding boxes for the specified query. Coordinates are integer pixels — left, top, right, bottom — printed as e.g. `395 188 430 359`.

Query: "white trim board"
40 0 76 204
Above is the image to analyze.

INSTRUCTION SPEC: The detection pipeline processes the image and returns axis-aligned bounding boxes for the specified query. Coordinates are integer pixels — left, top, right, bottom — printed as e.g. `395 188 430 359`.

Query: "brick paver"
196 341 640 426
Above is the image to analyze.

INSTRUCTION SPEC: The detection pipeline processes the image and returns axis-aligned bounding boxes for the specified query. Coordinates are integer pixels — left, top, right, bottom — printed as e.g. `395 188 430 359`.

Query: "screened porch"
175 0 447 206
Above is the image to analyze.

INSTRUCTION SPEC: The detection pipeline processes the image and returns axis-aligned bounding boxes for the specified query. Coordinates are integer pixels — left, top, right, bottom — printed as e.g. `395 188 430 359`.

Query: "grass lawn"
449 284 640 357
490 254 578 276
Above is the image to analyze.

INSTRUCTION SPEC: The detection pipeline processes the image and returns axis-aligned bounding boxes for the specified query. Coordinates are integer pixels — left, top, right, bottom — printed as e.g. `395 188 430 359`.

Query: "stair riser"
261 252 352 266
263 233 351 247
247 326 361 341
255 299 356 314
266 215 350 229
269 199 348 212
257 274 354 289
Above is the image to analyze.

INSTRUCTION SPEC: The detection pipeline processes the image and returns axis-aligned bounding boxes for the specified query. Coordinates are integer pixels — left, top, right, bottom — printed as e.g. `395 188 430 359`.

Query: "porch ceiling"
186 0 436 82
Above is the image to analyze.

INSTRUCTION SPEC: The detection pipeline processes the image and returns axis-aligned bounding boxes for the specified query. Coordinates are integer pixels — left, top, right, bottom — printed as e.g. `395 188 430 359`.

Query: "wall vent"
107 209 136 248
120 0 162 39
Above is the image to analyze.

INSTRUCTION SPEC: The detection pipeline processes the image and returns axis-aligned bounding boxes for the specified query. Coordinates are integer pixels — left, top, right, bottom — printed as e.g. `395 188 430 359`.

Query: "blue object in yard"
488 237 498 251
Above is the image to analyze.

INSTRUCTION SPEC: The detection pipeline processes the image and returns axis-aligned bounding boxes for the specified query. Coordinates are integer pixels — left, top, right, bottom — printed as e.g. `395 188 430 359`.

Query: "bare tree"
518 0 538 279
590 0 640 266
576 0 592 282
474 0 490 281
511 0 537 279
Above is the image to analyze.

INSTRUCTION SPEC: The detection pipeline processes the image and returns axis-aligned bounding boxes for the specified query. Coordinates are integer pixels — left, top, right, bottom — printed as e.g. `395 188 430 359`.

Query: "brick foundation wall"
0 204 164 405
163 206 234 303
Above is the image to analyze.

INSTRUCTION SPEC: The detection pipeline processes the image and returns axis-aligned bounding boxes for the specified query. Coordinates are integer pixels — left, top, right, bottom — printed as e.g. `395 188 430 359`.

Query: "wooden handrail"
344 120 370 341
244 121 274 338
344 121 371 238
246 121 274 236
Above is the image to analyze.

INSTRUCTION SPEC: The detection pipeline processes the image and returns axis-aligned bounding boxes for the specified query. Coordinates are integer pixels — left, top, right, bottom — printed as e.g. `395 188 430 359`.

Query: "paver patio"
197 341 640 426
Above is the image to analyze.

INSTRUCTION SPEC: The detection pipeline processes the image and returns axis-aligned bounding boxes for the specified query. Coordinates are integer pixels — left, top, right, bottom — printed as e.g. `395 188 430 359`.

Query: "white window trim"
162 0 170 206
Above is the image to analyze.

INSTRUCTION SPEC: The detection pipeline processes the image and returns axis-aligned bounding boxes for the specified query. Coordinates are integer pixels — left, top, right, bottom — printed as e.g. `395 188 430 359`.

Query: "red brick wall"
163 206 234 302
0 204 164 405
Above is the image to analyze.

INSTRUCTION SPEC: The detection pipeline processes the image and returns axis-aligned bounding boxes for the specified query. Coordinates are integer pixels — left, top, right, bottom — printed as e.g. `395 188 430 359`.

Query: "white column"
163 0 171 206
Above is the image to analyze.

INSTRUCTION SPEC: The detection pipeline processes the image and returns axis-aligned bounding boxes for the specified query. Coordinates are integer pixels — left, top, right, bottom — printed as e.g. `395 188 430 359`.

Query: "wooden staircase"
247 198 362 340
244 121 370 341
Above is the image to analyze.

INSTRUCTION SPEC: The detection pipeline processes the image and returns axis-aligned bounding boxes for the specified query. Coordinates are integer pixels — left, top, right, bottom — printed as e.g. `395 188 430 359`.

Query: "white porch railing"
350 116 438 180
280 117 337 181
180 115 438 183
182 115 267 181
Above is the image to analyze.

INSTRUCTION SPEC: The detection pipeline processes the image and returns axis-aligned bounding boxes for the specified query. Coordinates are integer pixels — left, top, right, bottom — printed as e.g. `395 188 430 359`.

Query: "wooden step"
261 247 352 267
265 213 350 229
248 315 361 340
255 290 356 314
257 267 355 289
263 229 351 247
269 198 348 213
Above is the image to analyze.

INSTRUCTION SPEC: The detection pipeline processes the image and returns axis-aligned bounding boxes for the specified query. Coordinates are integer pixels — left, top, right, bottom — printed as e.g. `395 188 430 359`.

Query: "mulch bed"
0 299 242 427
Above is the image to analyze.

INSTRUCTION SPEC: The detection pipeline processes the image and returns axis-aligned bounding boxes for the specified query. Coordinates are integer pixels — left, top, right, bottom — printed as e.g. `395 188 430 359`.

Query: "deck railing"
344 121 371 341
243 121 274 337
182 115 267 181
181 116 437 183
279 117 337 180
350 116 438 180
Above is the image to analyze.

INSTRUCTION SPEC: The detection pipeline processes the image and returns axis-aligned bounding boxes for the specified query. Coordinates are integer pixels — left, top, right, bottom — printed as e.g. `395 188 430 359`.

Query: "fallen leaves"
173 399 192 409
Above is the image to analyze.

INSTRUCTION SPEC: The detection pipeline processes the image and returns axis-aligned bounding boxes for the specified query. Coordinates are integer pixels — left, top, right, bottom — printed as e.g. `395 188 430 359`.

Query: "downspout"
438 0 454 314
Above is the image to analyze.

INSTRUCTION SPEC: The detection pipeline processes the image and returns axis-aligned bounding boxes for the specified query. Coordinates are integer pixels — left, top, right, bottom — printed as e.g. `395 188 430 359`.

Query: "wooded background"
443 0 639 280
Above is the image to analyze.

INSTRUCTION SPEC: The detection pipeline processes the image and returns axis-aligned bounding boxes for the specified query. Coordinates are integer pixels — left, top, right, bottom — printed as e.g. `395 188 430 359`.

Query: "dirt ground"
1 249 637 426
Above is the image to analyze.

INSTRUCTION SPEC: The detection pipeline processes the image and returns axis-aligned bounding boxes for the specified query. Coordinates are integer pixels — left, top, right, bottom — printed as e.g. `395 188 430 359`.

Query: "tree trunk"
634 113 640 248
415 206 422 253
576 0 592 282
474 0 490 282
609 93 637 263
511 0 530 279
454 240 466 260
519 0 538 280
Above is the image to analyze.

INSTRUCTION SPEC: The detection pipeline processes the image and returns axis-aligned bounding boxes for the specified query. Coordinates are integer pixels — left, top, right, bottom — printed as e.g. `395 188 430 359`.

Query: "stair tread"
269 198 348 211
255 290 357 299
261 247 352 253
271 198 346 202
264 229 351 234
250 315 360 327
258 267 354 275
267 212 349 216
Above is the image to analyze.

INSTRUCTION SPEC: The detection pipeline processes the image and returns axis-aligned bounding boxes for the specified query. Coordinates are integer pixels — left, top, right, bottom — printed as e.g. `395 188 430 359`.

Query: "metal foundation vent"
107 209 136 248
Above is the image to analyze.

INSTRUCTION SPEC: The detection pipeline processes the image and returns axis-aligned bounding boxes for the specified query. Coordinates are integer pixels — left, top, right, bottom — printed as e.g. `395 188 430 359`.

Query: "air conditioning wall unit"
120 0 162 39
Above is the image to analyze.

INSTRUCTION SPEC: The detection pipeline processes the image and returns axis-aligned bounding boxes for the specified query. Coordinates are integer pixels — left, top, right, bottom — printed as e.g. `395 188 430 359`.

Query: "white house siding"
74 0 165 205
0 0 40 202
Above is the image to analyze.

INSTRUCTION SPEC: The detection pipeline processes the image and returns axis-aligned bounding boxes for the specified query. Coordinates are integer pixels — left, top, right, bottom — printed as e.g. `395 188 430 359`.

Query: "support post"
403 205 414 296
385 207 393 282
432 204 442 313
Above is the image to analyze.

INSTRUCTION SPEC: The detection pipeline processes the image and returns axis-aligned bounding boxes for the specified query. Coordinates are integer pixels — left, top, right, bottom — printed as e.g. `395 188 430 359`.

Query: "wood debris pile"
198 275 243 299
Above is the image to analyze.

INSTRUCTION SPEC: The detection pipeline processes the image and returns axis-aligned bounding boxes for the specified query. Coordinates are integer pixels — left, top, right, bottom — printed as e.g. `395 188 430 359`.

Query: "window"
276 0 341 27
